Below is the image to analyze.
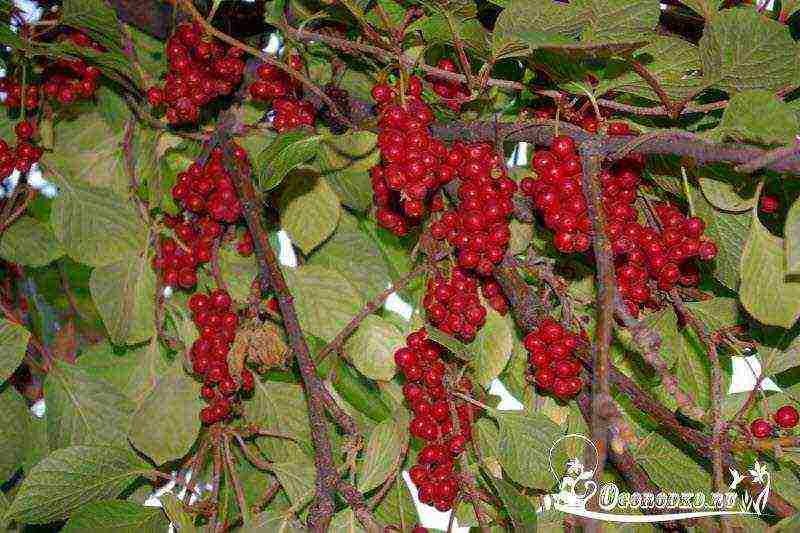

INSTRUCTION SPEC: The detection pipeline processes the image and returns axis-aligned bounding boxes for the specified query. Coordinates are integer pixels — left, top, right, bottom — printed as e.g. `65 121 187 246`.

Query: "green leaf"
696 164 757 212
688 184 750 290
345 315 404 382
633 432 712 493
713 90 799 145
785 196 800 275
0 318 30 384
159 493 197 532
256 131 322 190
243 380 311 451
5 445 149 524
0 216 63 267
129 360 203 465
471 309 515 386
309 212 393 301
44 359 134 450
357 408 409 492
329 509 366 532
62 501 169 533
48 172 148 268
493 410 563 489
679 0 724 20
583 0 659 43
493 0 584 58
483 470 538 532
44 110 129 194
270 458 315 508
597 36 705 102
217 245 258 303
699 8 798 94
244 510 304 532
280 171 341 255
317 132 379 212
740 211 800 328
372 474 418 527
90 252 156 345
284 265 364 342
0 387 30 483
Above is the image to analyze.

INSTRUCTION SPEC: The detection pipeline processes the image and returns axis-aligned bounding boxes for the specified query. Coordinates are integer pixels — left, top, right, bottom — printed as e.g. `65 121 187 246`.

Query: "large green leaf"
280 171 341 255
740 212 800 328
0 216 63 267
256 131 322 190
633 432 712 493
89 252 156 345
62 501 169 533
471 309 515 386
0 387 30 483
44 359 135 450
785 196 800 275
283 265 364 342
357 408 409 492
712 90 799 145
44 111 128 194
345 315 404 382
308 212 393 301
699 8 798 94
5 445 150 524
688 185 750 290
0 318 30 384
483 469 538 532
129 360 203 465
243 380 312 452
679 0 723 20
493 410 563 490
48 172 148 268
493 0 585 57
316 132 379 212
217 245 258 303
583 0 659 43
270 458 315 508
696 164 757 212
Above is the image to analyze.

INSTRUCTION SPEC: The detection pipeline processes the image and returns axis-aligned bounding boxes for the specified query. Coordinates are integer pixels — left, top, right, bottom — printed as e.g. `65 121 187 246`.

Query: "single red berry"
775 405 799 429
751 418 773 439
760 195 780 214
209 289 232 310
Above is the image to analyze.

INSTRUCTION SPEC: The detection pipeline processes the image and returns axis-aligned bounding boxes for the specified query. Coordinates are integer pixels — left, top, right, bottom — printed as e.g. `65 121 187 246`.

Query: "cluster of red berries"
396 328 478 512
428 59 468 112
428 141 516 276
1 30 102 109
751 405 799 439
523 135 718 316
152 147 248 289
423 269 487 343
529 105 631 136
187 288 255 424
248 57 316 132
0 121 42 178
370 76 450 236
524 318 583 399
146 22 245 124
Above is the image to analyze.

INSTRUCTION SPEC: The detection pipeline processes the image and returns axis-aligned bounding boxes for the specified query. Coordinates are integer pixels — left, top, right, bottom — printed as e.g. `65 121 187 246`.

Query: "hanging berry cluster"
397 328 478 512
187 289 255 424
428 141 516 276
152 147 250 290
248 57 316 132
0 121 43 179
147 22 245 124
524 318 583 399
428 58 468 112
751 405 799 439
423 269 487 343
0 30 102 109
370 76 449 236
522 135 719 317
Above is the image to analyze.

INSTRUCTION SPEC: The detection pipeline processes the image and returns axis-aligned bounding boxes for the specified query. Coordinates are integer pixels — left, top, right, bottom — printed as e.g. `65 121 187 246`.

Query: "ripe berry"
760 195 780 214
751 418 773 439
775 405 799 429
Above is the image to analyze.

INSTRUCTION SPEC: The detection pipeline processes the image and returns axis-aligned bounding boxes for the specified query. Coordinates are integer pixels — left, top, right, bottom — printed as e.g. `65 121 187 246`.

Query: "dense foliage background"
1 0 800 531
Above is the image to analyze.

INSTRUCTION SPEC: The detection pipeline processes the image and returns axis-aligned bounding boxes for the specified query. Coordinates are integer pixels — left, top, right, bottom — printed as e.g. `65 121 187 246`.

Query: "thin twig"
222 434 250 525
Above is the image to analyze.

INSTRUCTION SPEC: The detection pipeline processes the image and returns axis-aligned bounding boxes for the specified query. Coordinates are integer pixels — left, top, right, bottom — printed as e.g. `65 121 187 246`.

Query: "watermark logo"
541 434 771 523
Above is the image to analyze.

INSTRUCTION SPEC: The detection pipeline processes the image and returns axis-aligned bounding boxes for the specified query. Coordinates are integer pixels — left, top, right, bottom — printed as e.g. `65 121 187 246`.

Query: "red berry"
775 405 799 429
760 195 780 214
751 418 773 439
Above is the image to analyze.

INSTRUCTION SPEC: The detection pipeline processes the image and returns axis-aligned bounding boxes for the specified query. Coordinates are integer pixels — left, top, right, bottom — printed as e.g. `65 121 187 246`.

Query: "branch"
578 141 614 523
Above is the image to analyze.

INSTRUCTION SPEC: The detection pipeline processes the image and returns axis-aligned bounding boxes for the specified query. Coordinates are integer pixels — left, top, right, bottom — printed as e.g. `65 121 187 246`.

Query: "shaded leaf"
244 380 311 450
483 469 538 532
257 131 322 190
283 265 364 342
345 315 404 382
270 458 315 508
786 196 800 275
129 360 203 465
493 410 563 489
217 246 258 303
713 90 799 145
5 445 149 524
0 318 30 384
633 432 712 493
583 0 659 43
44 359 134 450
280 171 341 255
0 216 63 267
62 501 169 533
0 387 30 483
357 408 409 492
